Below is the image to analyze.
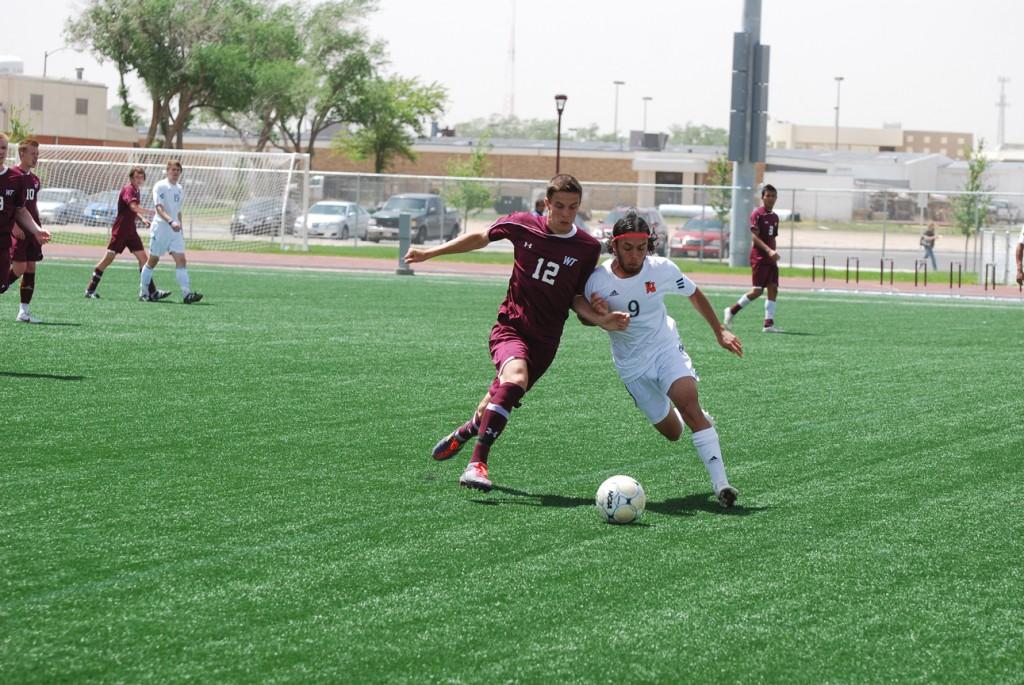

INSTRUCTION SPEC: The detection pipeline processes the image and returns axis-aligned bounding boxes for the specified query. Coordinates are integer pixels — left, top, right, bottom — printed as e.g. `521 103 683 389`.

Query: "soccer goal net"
6 144 311 252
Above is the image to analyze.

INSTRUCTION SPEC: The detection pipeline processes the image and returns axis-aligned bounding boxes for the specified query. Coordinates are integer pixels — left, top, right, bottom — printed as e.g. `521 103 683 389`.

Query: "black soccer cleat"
715 485 739 509
183 292 204 304
153 289 172 301
432 431 469 461
85 290 101 299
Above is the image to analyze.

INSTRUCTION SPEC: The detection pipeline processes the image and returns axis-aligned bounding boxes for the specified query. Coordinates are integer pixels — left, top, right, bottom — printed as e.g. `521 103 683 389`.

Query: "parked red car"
669 218 729 258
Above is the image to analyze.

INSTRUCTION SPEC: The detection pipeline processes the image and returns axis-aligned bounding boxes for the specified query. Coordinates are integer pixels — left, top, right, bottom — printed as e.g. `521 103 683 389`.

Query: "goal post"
7 144 310 252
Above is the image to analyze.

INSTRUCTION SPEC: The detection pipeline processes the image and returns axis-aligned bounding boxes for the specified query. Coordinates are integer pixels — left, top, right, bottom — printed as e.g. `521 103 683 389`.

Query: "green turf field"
3 261 1021 683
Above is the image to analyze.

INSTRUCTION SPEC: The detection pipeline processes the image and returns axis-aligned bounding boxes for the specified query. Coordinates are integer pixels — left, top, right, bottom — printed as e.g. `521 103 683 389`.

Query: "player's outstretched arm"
404 231 489 264
14 208 51 244
689 287 743 358
573 294 629 331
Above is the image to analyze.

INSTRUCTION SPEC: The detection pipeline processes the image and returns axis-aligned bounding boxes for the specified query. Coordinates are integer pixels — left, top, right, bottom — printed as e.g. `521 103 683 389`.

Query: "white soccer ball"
595 475 646 524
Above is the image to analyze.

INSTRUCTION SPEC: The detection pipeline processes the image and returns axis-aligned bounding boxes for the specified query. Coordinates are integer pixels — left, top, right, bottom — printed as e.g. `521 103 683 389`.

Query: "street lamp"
833 76 844 151
612 80 625 148
642 96 653 133
554 93 567 174
43 45 81 78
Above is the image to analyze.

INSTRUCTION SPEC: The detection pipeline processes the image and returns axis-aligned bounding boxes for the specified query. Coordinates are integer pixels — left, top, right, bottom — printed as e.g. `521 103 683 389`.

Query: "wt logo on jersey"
563 256 578 267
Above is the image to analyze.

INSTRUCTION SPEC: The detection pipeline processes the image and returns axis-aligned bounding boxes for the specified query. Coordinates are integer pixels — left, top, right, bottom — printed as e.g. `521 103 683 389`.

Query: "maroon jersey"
0 166 24 237
10 166 40 225
488 212 601 342
748 205 779 263
112 183 142 235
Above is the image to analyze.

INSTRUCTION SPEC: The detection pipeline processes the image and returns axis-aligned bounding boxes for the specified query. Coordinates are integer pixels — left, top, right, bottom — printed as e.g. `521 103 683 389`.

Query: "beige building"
768 120 903 153
769 120 973 160
0 72 137 146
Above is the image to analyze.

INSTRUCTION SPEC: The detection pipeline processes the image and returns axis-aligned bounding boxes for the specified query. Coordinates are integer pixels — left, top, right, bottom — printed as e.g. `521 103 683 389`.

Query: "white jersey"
152 178 184 228
1018 224 1024 245
584 256 698 382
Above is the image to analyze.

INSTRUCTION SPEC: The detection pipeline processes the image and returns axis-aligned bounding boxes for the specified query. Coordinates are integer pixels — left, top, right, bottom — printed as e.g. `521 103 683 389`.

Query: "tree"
669 122 728 146
67 0 294 148
453 115 557 140
333 76 446 173
270 0 385 158
443 137 494 235
705 155 733 261
952 139 990 265
5 105 33 143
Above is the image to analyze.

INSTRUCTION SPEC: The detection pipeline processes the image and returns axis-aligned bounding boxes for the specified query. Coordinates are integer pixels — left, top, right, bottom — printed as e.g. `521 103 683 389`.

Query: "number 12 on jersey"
531 257 559 285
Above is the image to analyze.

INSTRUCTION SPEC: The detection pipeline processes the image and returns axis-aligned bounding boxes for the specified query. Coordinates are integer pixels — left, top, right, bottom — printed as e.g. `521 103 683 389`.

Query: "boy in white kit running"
140 160 203 304
583 209 744 507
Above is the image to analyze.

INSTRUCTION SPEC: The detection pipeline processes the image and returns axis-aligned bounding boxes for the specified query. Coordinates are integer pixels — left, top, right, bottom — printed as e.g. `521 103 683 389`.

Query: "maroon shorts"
488 321 560 393
10 232 43 263
0 234 11 291
106 230 145 254
752 259 779 288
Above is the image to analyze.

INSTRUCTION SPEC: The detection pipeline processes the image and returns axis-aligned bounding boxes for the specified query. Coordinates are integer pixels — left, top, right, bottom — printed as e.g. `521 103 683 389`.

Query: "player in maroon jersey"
723 184 783 333
84 167 169 300
6 140 47 322
0 134 51 304
404 174 628 491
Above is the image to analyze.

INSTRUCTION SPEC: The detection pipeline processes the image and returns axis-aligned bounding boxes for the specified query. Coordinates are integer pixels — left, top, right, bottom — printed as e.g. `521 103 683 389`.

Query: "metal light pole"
613 80 625 148
43 46 77 78
554 93 567 174
833 76 844 150
642 96 653 133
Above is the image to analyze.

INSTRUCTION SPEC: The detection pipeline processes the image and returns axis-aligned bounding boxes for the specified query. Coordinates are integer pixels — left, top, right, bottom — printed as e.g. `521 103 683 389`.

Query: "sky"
6 0 1021 144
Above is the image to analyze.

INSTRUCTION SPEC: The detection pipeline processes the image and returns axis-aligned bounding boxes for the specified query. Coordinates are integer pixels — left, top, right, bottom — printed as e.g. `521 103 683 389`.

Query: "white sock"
140 265 154 292
692 426 729 493
765 299 777 320
19 302 29 315
175 267 191 296
736 295 751 310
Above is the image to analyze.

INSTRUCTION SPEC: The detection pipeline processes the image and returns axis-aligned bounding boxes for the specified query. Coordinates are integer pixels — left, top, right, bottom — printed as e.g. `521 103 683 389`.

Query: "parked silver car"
295 201 371 239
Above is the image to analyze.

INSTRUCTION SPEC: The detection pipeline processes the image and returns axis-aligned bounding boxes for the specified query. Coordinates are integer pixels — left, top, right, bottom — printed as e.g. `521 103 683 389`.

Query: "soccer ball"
595 475 646 524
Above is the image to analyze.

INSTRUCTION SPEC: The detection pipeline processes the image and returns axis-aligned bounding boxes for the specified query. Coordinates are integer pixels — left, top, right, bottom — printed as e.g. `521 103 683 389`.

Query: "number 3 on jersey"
531 257 559 285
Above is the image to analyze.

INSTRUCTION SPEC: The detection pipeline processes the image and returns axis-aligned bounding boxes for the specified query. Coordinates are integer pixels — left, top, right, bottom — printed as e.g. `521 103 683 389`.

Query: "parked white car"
294 201 371 239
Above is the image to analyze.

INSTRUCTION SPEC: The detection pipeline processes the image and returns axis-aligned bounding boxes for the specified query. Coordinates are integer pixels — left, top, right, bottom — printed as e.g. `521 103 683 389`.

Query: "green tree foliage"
5 106 34 144
669 122 728 146
67 0 279 148
333 76 446 173
952 139 990 264
272 0 384 158
706 155 733 224
443 138 494 234
454 115 557 140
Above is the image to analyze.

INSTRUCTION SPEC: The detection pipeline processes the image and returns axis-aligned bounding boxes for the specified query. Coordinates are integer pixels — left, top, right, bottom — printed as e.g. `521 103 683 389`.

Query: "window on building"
30 94 43 111
957 137 965 145
906 135 914 143
76 98 89 115
654 172 684 206
941 136 948 144
923 135 931 143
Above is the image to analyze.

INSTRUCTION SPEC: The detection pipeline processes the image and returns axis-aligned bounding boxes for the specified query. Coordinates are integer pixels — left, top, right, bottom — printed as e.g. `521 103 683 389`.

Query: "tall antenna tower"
996 76 1010 148
505 0 516 118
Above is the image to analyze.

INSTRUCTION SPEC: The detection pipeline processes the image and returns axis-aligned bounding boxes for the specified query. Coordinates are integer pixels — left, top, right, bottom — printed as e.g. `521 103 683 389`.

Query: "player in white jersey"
583 209 744 507
140 160 202 304
1015 224 1023 287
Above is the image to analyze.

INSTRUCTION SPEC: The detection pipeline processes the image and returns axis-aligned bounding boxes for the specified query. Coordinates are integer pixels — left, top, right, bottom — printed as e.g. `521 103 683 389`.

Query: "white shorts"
149 223 186 257
623 344 699 424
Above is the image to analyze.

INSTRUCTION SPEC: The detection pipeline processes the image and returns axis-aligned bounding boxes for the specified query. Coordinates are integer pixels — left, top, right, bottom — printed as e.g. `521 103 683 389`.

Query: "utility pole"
726 0 770 267
996 76 1010 149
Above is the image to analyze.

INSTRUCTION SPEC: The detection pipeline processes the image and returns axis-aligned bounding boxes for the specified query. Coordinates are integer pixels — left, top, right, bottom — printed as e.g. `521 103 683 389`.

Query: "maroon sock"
20 272 34 305
6 269 15 286
456 417 480 442
471 383 525 465
87 268 103 292
764 318 774 327
729 303 742 315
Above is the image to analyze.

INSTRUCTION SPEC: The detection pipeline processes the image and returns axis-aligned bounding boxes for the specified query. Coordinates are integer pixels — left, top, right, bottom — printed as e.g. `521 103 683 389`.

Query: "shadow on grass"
476 485 766 517
24 321 82 327
0 371 85 381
